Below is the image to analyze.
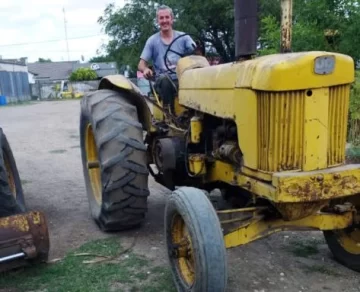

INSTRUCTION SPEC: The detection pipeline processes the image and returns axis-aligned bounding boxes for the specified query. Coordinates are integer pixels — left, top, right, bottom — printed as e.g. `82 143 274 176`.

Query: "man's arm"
184 35 197 54
138 59 148 72
138 38 154 79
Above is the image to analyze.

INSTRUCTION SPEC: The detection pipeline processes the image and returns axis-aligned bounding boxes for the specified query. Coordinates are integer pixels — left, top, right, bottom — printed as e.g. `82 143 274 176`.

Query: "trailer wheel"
0 128 26 217
80 89 149 231
165 187 227 292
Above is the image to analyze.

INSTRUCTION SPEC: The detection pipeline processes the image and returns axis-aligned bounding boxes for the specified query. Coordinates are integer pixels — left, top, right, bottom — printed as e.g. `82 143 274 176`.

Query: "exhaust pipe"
234 0 293 59
234 0 258 60
280 0 293 52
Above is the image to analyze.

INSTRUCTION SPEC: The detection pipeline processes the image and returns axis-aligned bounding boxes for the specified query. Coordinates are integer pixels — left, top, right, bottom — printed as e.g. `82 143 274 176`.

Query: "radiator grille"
257 91 305 172
328 85 350 166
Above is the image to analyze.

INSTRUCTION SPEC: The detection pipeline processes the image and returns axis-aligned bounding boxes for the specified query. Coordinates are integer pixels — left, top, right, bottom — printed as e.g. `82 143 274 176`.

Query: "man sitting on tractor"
138 5 196 114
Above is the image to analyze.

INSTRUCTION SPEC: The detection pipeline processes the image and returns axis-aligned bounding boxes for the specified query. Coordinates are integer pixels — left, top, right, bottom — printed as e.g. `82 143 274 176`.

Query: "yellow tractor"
79 0 360 290
0 128 49 272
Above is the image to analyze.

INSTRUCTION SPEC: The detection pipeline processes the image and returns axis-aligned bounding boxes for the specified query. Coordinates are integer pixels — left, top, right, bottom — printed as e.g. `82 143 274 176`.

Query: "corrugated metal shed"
0 60 30 102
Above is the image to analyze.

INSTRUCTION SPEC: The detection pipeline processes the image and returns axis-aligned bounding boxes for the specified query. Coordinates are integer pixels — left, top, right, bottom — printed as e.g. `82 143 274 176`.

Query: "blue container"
0 96 7 106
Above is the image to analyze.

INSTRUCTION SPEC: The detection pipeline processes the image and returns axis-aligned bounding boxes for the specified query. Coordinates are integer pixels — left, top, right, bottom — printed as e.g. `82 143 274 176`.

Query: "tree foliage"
97 0 236 71
259 0 360 60
97 0 360 71
89 55 115 63
69 68 97 81
38 58 52 63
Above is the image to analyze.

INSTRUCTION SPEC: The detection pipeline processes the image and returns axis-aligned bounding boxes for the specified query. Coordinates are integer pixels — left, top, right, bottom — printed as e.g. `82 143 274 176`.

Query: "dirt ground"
0 100 359 292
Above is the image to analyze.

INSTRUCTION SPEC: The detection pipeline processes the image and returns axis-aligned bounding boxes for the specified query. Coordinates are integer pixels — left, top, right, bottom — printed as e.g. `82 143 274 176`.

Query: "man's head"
156 5 174 33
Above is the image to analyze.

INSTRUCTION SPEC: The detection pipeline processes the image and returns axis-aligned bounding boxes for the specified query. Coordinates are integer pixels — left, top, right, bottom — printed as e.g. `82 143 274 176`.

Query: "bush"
348 71 360 145
69 68 97 81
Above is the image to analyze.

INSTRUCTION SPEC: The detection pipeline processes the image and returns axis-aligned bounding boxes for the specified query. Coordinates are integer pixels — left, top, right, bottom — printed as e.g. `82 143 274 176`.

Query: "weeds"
302 264 341 276
286 238 323 258
0 237 175 292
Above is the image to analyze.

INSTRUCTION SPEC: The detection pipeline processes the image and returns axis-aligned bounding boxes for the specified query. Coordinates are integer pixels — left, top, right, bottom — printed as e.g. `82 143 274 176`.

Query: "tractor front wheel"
165 187 228 292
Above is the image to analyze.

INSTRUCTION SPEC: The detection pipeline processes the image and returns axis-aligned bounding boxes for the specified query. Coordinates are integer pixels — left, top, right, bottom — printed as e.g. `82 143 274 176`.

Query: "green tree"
98 0 237 71
98 0 360 70
98 2 158 71
259 0 360 62
89 55 115 63
38 58 52 63
69 68 97 81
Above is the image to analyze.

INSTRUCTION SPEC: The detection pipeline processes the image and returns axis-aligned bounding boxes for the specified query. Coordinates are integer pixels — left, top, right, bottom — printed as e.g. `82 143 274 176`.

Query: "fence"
30 78 151 100
31 80 100 100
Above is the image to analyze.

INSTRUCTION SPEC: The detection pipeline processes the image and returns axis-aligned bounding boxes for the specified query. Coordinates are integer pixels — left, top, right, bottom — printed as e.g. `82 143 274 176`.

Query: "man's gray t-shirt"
140 30 195 79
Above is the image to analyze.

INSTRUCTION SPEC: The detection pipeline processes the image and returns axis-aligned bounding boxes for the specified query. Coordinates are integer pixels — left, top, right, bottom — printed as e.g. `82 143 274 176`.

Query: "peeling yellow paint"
0 215 29 232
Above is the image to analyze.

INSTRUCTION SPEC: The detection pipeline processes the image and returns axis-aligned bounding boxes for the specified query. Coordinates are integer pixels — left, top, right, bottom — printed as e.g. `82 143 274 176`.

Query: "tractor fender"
98 75 152 132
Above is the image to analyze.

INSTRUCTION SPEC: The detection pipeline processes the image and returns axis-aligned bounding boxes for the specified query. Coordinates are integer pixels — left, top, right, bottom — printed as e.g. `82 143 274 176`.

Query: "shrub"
348 71 360 145
69 68 97 81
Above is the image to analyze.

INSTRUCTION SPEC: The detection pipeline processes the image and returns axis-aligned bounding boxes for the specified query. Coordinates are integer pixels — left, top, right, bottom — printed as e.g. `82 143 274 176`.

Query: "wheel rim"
85 124 102 205
336 227 360 254
331 196 360 254
171 213 195 286
154 141 164 169
4 150 16 198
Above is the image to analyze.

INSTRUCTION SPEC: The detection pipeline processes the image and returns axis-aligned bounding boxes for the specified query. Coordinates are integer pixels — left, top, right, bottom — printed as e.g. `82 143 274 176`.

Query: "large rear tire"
0 128 26 218
80 89 149 231
165 187 228 292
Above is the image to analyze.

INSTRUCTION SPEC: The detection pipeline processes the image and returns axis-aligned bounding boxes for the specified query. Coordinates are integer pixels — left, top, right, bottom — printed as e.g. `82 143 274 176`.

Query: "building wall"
0 63 28 73
28 72 35 84
0 62 30 103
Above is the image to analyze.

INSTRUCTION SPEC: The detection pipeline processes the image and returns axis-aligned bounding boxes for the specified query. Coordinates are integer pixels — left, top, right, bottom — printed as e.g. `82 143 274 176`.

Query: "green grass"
0 237 176 292
286 238 323 258
302 264 341 276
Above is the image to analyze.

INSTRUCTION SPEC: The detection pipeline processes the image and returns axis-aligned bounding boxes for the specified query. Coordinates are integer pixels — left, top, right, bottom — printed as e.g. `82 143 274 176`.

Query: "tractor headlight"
314 55 335 75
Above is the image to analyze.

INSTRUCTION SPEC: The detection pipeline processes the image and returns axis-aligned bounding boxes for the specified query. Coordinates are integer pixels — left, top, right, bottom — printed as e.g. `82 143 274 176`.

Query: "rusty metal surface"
213 142 243 166
0 211 50 272
224 211 354 248
281 0 293 52
273 164 360 202
234 0 258 59
274 201 327 221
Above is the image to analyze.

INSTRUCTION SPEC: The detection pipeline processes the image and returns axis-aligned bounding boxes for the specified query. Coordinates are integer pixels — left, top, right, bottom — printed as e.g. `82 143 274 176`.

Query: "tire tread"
80 89 149 231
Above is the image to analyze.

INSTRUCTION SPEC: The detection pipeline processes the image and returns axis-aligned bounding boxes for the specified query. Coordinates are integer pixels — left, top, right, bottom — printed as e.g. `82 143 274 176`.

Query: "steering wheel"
163 33 204 74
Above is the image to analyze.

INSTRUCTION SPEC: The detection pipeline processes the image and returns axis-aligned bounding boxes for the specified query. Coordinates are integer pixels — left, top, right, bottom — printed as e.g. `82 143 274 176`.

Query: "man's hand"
143 67 153 79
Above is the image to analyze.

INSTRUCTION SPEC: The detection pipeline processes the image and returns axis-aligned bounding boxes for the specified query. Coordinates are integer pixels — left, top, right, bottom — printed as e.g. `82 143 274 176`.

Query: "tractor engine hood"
177 52 354 92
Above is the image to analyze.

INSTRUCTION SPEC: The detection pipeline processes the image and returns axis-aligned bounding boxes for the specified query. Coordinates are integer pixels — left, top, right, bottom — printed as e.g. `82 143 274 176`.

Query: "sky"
0 0 125 63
